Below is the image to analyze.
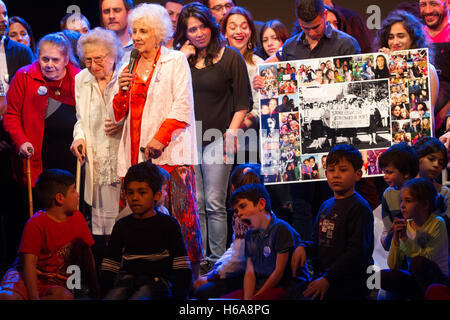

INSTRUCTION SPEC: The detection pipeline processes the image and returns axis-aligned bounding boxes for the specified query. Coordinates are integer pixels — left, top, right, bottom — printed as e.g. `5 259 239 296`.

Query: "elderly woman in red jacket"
3 32 80 188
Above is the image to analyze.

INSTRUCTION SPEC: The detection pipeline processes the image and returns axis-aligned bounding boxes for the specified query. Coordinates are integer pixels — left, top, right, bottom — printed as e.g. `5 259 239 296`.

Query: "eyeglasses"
211 2 233 12
84 54 108 66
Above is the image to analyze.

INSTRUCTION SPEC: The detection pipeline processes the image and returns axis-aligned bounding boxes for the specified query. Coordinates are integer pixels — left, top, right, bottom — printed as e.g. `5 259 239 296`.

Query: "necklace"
54 77 64 96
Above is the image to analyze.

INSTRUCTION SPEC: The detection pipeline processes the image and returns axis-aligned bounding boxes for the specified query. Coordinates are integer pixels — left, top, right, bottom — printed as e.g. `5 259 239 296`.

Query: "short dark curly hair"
124 161 163 195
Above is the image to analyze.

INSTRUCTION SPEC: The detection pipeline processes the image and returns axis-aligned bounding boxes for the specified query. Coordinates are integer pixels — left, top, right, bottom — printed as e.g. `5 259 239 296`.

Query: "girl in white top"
71 27 124 237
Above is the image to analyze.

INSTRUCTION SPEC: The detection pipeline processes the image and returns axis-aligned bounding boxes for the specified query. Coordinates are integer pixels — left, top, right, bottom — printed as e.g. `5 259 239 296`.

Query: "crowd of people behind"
0 0 449 302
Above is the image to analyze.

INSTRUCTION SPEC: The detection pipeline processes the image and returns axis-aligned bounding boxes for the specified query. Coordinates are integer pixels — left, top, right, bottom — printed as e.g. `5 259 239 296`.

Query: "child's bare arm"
254 251 289 297
243 258 256 300
23 253 39 300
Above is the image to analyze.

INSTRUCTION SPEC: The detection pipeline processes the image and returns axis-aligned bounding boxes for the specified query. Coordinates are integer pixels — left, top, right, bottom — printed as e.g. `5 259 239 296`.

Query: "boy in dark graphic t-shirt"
292 144 374 300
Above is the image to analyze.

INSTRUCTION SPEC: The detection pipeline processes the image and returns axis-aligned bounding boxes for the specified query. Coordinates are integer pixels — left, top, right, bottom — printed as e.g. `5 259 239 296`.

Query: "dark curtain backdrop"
5 0 419 45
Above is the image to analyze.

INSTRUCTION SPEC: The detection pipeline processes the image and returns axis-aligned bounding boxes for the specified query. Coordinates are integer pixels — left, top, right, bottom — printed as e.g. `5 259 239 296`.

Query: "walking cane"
76 145 83 210
26 147 33 218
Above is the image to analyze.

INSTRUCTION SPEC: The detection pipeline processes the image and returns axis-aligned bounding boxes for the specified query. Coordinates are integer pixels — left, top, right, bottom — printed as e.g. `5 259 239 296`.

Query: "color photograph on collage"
258 49 433 185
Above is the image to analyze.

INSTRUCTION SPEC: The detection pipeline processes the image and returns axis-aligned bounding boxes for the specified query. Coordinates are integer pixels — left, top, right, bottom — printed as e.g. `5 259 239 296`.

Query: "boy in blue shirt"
293 144 374 300
223 183 308 300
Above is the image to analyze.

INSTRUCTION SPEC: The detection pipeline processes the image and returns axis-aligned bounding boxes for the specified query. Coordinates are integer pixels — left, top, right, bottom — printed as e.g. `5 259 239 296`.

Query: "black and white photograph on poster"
300 81 391 154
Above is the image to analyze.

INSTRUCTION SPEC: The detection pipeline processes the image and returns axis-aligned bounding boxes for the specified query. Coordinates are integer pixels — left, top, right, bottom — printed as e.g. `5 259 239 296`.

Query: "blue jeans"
194 141 232 263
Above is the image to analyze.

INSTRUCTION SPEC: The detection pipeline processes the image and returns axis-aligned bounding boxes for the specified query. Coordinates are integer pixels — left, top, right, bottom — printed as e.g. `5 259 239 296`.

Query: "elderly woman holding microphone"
70 27 124 265
111 3 204 279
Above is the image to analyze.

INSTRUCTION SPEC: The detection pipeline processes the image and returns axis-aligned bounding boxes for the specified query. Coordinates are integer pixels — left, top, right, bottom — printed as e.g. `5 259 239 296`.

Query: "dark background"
5 0 420 45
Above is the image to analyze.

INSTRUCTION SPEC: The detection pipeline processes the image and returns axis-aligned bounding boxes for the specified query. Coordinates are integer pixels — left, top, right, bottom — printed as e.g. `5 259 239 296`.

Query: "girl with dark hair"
8 16 36 53
376 10 439 109
221 6 263 120
260 19 289 59
173 2 251 267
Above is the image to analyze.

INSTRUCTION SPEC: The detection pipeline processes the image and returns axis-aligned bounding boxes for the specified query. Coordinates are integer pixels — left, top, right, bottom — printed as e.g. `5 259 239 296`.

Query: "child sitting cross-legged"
221 183 308 300
100 161 192 300
291 144 375 300
380 178 449 300
0 169 99 300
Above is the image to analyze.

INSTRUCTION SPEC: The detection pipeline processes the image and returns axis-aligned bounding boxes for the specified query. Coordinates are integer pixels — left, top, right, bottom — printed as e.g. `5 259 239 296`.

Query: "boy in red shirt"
0 169 98 300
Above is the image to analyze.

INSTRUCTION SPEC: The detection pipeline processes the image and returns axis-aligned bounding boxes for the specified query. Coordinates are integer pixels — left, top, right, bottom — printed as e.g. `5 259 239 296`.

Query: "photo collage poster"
258 49 432 185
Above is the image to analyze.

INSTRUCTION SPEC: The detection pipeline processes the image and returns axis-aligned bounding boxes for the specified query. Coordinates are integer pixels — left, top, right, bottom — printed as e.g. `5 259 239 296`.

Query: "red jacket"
3 61 80 186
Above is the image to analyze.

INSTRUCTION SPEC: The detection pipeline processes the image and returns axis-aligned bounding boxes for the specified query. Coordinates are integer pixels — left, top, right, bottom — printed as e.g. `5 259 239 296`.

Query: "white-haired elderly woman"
70 27 124 257
111 4 204 280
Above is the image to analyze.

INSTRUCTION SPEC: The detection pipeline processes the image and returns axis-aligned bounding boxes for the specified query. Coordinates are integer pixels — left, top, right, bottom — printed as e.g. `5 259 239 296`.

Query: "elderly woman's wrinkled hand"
118 70 134 90
104 118 123 136
145 138 166 160
70 139 86 163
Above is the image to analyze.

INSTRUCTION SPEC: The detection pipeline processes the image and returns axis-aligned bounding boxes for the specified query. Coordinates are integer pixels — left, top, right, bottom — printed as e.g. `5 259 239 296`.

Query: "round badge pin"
263 246 271 257
37 86 47 96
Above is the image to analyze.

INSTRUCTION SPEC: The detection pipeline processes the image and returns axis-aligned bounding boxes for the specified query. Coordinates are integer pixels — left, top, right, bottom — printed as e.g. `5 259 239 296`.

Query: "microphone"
122 49 139 91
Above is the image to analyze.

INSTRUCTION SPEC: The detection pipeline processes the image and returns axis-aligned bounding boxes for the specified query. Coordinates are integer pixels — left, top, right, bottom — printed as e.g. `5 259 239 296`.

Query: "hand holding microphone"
120 49 139 91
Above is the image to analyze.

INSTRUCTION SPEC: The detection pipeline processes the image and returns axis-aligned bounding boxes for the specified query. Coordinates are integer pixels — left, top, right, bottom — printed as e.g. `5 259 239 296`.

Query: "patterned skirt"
165 166 205 263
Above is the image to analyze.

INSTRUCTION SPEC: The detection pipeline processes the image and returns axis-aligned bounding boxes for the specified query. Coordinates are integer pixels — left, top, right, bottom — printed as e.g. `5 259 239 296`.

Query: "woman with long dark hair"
376 10 439 110
174 2 251 269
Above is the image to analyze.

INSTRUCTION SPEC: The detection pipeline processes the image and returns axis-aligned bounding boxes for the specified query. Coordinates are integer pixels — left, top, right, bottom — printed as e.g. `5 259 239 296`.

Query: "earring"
247 42 253 50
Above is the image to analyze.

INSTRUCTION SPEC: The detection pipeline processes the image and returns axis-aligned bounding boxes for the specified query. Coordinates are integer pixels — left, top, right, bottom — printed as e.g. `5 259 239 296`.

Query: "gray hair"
128 3 173 46
77 27 124 68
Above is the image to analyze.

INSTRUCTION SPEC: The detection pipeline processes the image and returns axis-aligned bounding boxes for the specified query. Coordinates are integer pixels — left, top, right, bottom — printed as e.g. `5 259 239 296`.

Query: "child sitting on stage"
222 183 306 300
378 143 419 251
380 178 449 299
292 144 374 300
0 169 98 300
100 161 192 300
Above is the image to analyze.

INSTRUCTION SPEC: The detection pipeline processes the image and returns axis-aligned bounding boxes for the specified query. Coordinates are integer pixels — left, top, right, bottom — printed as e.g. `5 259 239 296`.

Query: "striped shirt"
100 213 192 298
